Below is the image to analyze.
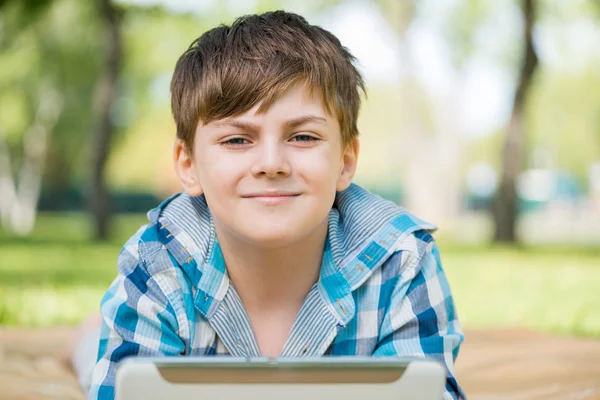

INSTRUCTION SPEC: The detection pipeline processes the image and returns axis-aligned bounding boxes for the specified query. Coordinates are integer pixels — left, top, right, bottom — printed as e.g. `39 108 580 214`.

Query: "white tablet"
115 356 446 400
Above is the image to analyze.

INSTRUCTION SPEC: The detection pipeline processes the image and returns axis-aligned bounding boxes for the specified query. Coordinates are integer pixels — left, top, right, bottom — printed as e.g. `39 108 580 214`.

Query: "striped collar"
148 183 436 333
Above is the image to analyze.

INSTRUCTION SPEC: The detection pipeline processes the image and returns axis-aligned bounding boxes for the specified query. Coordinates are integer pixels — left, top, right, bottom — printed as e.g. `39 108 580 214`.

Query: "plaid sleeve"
373 232 465 400
87 240 186 400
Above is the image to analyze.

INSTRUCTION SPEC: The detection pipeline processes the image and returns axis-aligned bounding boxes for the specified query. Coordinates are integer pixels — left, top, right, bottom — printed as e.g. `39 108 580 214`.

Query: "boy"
81 10 465 400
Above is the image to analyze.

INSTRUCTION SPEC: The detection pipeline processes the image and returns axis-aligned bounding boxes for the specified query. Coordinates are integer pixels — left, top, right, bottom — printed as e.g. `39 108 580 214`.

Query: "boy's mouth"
242 191 301 205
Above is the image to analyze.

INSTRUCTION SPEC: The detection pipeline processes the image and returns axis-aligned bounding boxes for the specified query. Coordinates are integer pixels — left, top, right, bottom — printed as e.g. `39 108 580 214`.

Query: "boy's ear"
336 137 360 192
173 139 203 196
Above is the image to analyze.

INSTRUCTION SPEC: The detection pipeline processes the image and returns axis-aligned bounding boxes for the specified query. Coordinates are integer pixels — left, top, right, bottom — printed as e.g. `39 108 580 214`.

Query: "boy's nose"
250 141 291 178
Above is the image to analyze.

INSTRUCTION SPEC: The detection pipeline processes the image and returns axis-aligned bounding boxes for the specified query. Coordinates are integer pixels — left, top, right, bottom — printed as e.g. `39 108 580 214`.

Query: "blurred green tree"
0 0 164 240
492 0 539 243
89 0 122 240
0 0 120 239
370 0 464 226
450 0 599 242
0 0 68 236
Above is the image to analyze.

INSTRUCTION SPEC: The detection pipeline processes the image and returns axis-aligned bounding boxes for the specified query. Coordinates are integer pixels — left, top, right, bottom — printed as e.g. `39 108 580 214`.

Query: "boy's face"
174 83 359 249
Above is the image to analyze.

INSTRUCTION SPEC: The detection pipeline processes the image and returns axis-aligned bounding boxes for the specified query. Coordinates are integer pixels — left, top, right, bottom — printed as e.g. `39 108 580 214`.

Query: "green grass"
0 213 147 326
1 213 599 338
441 245 600 338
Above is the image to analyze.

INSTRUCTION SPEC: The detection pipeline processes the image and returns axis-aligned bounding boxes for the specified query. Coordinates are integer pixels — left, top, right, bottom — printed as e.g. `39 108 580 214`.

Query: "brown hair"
170 10 366 153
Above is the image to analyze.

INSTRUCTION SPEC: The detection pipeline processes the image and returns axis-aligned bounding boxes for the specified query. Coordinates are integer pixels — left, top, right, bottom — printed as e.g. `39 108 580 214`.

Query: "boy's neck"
213 217 329 313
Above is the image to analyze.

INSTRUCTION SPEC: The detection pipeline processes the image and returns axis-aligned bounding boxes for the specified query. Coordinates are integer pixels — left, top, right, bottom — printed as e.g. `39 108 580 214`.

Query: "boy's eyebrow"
285 115 328 128
212 115 327 132
212 120 261 132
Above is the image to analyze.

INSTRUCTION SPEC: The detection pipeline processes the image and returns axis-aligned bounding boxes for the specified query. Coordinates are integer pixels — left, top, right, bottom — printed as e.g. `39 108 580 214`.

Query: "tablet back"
115 357 446 400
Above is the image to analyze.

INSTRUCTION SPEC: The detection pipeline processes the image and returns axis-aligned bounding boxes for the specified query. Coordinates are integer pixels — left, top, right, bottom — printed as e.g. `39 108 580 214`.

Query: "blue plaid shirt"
88 183 465 399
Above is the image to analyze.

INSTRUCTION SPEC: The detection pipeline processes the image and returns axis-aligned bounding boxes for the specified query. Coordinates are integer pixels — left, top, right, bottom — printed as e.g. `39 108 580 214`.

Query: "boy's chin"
240 228 303 249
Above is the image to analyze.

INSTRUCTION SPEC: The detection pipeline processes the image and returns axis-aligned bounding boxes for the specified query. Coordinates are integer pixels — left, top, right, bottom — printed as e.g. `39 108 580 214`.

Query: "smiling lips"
242 191 301 205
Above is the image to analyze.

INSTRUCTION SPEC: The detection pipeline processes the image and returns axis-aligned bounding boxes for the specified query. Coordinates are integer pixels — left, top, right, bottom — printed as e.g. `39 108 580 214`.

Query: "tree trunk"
387 1 462 227
492 0 539 243
90 0 121 241
0 85 63 236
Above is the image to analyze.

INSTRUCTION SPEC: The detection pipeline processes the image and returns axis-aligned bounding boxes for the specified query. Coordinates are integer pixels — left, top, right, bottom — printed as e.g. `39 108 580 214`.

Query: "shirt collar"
148 183 436 323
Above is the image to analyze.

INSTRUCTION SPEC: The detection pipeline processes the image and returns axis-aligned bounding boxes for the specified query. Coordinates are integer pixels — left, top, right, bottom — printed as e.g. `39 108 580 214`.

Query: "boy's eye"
291 134 319 142
220 135 319 146
220 137 249 146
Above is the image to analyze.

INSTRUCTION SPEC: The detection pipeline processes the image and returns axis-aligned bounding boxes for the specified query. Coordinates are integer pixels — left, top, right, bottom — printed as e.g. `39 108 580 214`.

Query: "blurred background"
0 0 599 343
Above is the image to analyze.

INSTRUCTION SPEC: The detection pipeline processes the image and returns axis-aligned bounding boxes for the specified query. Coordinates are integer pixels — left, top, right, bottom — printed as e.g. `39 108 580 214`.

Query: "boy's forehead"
252 83 328 116
202 83 335 127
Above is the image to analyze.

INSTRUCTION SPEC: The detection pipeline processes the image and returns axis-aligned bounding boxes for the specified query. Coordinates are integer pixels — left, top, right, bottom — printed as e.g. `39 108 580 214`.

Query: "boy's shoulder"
329 183 438 267
116 191 211 277
335 183 436 231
